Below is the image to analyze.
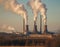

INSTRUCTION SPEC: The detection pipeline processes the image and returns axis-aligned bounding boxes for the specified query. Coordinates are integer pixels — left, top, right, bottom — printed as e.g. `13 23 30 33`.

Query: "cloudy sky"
0 0 60 32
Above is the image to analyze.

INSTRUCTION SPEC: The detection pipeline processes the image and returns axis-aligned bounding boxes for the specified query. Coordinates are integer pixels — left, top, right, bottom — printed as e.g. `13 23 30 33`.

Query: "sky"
0 0 60 33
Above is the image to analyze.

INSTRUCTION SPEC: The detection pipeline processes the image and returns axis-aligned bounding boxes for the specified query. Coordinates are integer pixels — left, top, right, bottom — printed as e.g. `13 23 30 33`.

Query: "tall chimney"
26 25 29 33
34 21 37 33
40 15 42 34
23 18 26 34
43 15 48 34
23 18 29 35
44 25 48 34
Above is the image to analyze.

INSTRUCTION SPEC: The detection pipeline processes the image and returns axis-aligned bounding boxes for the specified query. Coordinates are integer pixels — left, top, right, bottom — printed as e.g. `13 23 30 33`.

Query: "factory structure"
1 0 55 35
0 0 57 46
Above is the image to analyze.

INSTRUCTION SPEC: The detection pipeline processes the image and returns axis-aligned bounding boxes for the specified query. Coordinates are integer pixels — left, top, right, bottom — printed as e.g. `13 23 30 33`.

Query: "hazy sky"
0 0 60 32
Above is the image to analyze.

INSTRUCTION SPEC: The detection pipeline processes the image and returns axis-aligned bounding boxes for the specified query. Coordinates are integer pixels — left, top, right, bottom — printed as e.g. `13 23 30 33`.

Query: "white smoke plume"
28 0 39 23
5 0 28 25
28 0 47 25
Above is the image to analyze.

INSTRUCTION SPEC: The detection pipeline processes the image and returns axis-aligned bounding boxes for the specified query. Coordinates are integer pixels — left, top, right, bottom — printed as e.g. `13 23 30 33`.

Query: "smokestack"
44 25 48 34
23 18 29 35
26 25 29 32
23 13 29 34
23 18 25 34
33 11 38 33
40 15 42 34
34 21 37 33
23 16 29 35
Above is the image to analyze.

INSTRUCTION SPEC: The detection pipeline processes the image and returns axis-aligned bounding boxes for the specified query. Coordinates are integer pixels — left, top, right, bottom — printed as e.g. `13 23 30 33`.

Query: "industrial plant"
0 0 58 47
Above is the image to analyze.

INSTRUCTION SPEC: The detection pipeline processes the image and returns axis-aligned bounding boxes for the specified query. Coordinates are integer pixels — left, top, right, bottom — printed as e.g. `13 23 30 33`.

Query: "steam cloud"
28 0 47 25
0 24 15 31
7 26 15 31
3 0 28 25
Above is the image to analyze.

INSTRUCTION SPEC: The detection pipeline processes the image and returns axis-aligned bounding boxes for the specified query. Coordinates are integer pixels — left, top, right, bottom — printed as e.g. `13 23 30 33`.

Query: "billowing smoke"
3 0 28 25
39 1 47 25
28 0 39 23
28 0 47 25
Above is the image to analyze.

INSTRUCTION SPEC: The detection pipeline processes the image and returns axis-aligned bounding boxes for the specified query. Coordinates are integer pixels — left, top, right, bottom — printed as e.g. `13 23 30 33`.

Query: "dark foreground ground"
0 32 60 47
0 46 44 47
